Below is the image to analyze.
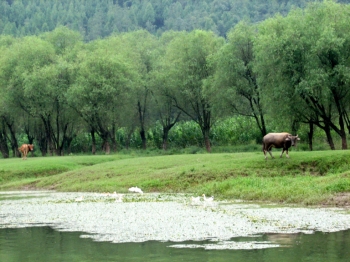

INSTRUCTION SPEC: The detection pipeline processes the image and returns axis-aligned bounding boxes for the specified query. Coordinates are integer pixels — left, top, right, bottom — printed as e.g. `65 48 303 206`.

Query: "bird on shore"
114 194 124 203
128 186 143 194
75 196 84 202
190 196 201 205
202 194 214 202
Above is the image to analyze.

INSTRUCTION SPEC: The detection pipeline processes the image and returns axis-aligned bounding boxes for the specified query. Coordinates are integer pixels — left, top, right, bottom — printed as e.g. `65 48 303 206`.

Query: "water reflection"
0 227 349 262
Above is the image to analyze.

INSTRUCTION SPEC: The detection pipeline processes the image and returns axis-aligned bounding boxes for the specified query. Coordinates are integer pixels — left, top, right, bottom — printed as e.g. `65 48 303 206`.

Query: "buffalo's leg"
280 149 285 158
285 149 290 158
264 146 274 160
280 149 290 158
264 150 272 160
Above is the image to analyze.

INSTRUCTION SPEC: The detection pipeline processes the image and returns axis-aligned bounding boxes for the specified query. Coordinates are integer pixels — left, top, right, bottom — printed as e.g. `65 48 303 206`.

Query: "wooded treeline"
2 0 349 40
0 0 350 157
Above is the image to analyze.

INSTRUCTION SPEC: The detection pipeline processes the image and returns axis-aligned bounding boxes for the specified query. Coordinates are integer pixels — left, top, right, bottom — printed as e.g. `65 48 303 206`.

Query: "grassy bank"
1 150 350 206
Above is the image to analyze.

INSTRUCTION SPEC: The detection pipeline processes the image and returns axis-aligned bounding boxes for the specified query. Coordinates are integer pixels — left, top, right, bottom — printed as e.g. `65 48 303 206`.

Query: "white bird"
190 196 201 205
128 186 143 194
115 194 124 203
191 196 200 201
202 194 214 202
75 196 84 202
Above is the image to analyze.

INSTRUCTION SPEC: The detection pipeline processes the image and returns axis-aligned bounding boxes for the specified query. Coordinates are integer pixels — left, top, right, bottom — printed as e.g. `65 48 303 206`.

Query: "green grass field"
1 150 350 206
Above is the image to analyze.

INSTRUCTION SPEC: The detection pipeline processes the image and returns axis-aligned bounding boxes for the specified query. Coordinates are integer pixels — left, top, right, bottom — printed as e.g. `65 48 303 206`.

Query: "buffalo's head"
28 144 34 151
286 135 300 146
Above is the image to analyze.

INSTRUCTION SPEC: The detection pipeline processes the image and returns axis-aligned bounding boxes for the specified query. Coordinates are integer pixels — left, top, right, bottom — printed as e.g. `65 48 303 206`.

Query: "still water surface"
1 227 349 262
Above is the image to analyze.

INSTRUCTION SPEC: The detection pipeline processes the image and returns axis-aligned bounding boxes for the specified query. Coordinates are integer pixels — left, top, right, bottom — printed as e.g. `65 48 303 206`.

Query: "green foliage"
0 0 323 39
2 1 350 156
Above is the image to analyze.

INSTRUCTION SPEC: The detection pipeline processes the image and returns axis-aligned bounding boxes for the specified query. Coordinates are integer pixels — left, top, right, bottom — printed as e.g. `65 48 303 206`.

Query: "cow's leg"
285 149 290 158
263 144 269 160
280 148 290 158
280 149 285 158
264 150 273 160
264 145 274 159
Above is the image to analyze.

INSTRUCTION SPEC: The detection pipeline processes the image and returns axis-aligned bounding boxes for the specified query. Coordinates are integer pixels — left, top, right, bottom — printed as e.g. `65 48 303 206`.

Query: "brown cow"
18 144 34 160
262 132 300 160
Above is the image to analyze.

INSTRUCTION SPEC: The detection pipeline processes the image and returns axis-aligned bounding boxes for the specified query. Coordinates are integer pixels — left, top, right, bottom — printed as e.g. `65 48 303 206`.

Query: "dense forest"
1 0 350 157
1 0 350 40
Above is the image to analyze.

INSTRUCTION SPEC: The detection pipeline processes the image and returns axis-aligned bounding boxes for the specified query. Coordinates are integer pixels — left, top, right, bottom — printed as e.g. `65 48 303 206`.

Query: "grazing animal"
262 132 300 160
18 144 34 160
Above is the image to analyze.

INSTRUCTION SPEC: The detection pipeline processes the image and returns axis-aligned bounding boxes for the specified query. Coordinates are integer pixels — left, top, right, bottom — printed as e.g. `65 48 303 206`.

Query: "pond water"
1 227 349 262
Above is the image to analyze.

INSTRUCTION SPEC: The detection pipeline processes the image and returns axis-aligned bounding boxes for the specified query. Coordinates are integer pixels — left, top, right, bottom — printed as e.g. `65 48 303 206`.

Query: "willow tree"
255 1 350 149
0 35 20 158
119 30 159 150
164 30 224 152
67 37 137 154
213 21 267 138
0 36 60 156
148 31 185 150
37 27 83 155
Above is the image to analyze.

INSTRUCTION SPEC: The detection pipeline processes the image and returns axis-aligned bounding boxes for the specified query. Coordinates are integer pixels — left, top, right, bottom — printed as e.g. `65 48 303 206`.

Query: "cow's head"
286 135 300 146
28 144 34 151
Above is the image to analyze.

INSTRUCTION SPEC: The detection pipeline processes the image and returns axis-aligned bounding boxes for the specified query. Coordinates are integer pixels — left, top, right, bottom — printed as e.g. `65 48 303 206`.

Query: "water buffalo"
18 144 34 160
262 132 300 160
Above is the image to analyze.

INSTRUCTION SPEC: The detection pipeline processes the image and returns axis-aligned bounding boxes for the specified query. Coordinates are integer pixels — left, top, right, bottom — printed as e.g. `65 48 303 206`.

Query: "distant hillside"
1 0 349 40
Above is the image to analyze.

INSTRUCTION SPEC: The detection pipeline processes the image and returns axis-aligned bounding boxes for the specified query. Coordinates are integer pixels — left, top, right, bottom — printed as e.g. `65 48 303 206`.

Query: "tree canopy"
2 0 348 39
1 0 350 157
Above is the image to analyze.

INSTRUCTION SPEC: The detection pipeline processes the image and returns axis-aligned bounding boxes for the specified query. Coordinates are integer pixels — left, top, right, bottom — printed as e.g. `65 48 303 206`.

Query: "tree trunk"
0 129 9 158
4 119 20 157
338 115 348 150
162 126 170 150
140 129 147 150
99 130 111 154
65 136 74 155
307 122 314 151
340 130 347 150
57 124 68 156
331 89 348 149
110 124 117 152
102 140 111 154
41 116 55 156
254 104 267 137
204 135 211 153
260 114 267 137
161 113 180 151
202 128 211 153
91 129 96 155
137 100 147 150
36 129 47 156
110 136 117 152
125 131 132 150
324 126 335 150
